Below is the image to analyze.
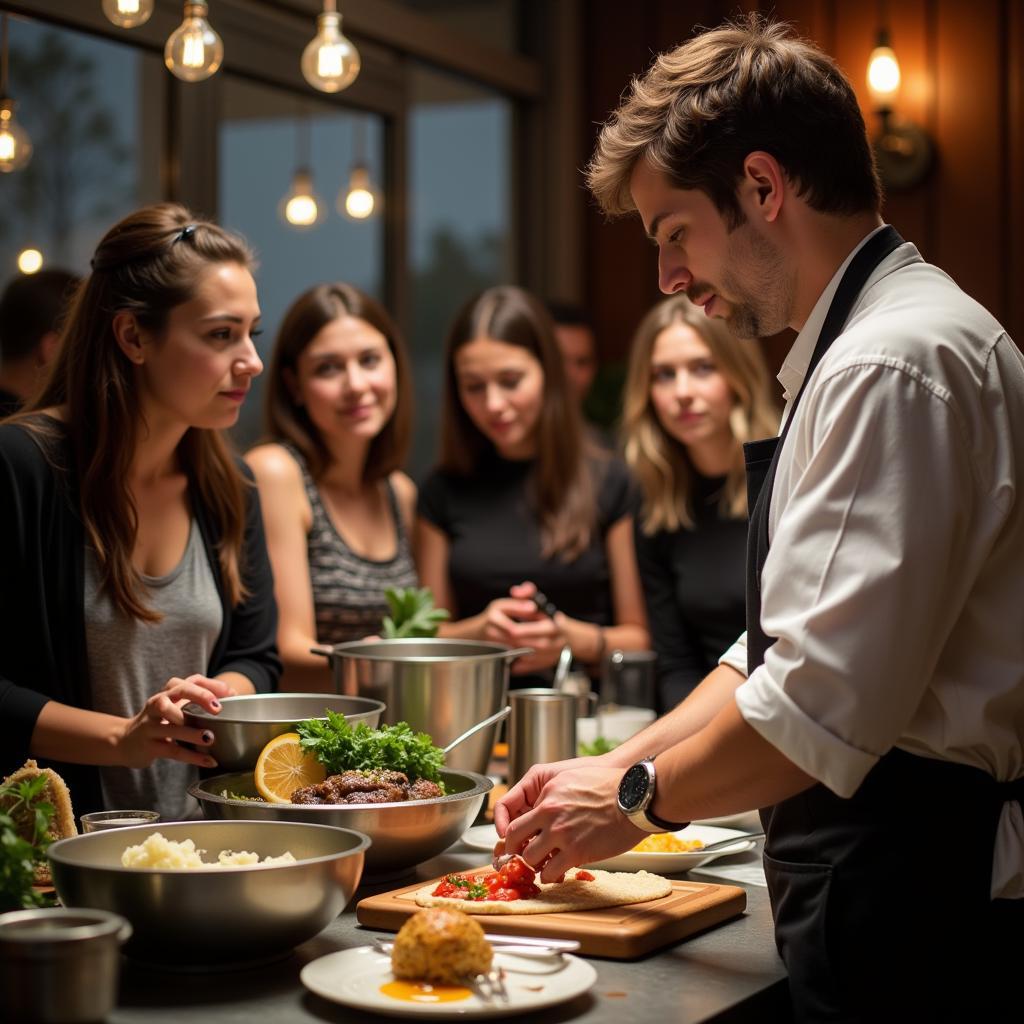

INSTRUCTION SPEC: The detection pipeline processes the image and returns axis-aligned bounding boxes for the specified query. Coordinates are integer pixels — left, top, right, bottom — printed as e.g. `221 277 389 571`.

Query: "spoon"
442 706 512 757
552 644 573 689
691 831 764 853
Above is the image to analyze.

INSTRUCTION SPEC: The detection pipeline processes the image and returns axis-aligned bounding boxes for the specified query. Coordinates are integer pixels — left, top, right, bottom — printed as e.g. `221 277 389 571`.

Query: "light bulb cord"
323 0 338 13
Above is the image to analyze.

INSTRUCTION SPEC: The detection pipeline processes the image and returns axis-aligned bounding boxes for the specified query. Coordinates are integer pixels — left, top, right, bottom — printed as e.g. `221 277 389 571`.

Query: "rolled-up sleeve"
735 357 979 797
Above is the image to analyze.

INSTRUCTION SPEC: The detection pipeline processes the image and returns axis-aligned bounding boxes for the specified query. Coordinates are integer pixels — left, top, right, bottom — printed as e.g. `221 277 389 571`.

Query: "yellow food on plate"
391 908 493 985
632 833 705 854
254 731 327 803
120 832 297 869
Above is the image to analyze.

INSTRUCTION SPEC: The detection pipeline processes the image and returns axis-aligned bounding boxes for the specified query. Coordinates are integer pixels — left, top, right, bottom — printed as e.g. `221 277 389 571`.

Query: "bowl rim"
46 818 372 872
181 692 387 723
320 637 521 663
188 768 493 811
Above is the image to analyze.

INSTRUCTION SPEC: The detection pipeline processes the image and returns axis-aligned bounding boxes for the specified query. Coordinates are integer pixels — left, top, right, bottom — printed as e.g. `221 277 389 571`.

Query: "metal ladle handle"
442 705 512 756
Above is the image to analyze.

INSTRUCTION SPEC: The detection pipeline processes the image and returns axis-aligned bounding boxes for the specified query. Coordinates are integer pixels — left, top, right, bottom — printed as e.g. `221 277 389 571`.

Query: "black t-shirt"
634 473 747 712
417 452 636 628
0 388 21 419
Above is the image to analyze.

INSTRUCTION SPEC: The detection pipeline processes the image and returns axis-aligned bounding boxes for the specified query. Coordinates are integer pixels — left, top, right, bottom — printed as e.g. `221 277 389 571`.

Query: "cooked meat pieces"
291 769 441 805
408 778 444 800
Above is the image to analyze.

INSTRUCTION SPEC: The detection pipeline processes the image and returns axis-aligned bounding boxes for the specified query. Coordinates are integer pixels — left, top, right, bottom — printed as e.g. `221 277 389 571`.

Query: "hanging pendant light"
165 1 224 82
102 0 155 29
281 116 321 228
301 0 360 93
339 117 376 219
0 15 32 173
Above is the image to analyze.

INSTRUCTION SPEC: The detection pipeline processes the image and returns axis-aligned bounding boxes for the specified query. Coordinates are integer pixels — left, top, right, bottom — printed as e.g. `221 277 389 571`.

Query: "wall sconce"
866 26 933 190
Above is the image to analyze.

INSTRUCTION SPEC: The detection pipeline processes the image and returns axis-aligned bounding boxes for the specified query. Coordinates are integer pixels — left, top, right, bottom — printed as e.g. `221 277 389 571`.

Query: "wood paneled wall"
581 0 1024 371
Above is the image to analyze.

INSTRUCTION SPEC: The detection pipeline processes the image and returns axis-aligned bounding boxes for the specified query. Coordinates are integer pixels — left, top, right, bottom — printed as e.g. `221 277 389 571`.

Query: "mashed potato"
120 832 297 869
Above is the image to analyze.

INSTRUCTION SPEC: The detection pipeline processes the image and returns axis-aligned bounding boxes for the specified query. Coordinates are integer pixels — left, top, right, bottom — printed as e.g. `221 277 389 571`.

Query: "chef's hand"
116 675 228 769
496 758 643 883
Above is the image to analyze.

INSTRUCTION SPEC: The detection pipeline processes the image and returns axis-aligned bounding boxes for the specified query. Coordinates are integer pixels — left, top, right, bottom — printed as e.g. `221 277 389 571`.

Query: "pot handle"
310 646 333 658
116 920 134 945
501 647 534 661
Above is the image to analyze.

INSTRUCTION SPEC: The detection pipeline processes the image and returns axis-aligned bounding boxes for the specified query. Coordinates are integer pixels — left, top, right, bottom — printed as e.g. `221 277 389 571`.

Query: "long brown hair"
263 282 412 482
622 294 779 533
24 203 255 622
440 285 599 562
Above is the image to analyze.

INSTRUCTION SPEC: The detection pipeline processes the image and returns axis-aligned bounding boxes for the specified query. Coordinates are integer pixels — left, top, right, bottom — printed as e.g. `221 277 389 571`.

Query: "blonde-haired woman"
622 294 778 711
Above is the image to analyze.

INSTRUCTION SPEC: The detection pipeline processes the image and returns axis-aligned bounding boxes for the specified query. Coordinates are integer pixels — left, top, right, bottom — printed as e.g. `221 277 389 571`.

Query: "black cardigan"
0 421 281 814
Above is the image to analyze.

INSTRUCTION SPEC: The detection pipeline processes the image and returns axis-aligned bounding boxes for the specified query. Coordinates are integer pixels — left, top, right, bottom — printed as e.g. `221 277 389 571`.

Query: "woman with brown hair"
246 283 417 691
416 285 648 680
0 203 280 819
622 294 778 710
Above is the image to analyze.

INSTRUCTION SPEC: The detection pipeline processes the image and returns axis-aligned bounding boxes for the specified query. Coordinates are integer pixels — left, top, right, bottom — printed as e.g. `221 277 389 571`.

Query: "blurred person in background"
416 285 648 683
0 269 80 417
0 204 280 819
548 301 598 409
622 294 778 712
247 283 418 692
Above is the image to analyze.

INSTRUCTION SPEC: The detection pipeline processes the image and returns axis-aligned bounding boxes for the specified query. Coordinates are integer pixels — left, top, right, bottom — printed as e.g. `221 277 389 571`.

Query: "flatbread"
413 867 672 915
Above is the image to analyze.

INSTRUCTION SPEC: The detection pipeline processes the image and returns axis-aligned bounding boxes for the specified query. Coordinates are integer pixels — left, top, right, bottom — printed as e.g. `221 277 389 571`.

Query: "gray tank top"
85 519 222 820
283 444 419 644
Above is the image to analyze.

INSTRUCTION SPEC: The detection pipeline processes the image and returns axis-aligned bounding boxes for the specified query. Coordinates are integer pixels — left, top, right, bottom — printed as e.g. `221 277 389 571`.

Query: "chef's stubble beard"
721 226 794 340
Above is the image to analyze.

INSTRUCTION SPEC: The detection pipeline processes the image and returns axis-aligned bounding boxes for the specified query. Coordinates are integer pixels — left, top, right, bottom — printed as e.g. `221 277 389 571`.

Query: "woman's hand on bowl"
116 675 227 769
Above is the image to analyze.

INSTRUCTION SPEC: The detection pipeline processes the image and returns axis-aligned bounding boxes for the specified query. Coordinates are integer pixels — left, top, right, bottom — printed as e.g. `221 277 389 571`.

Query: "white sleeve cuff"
718 631 748 677
735 666 879 797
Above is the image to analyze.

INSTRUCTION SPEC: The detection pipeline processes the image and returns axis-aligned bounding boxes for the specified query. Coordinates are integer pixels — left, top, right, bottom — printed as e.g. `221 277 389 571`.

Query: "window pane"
218 75 385 449
0 18 161 278
408 64 513 474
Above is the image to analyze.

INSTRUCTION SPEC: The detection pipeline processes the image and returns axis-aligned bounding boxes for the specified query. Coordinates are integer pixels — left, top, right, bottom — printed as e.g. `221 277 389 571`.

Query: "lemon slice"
253 732 326 804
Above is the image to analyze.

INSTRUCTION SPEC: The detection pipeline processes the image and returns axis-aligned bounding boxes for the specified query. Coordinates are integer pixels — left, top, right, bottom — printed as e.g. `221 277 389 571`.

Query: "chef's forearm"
603 663 747 768
651 698 816 821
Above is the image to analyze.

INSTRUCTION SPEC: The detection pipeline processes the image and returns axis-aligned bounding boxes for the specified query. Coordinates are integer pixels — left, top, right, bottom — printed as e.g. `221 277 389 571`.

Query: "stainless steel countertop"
109 842 789 1024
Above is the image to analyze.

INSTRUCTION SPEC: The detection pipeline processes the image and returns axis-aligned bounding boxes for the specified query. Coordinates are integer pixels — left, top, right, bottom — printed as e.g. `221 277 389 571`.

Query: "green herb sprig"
381 586 450 639
0 774 57 911
296 710 446 788
578 736 621 757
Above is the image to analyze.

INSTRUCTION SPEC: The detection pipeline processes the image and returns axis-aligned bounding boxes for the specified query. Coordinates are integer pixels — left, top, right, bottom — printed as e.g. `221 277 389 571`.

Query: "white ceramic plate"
461 824 501 854
583 825 757 873
301 946 597 1019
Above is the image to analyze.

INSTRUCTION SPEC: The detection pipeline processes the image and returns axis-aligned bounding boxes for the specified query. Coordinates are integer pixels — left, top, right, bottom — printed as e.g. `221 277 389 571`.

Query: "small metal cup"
0 908 132 1023
508 688 579 786
80 809 160 833
600 649 658 709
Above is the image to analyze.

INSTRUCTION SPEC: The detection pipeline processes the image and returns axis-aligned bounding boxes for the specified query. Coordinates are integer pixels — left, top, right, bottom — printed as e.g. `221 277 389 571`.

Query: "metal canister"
508 688 579 786
0 907 131 1024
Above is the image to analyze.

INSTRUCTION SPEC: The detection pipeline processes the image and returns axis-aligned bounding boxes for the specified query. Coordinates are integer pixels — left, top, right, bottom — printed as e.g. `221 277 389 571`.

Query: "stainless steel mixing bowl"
47 820 369 968
313 639 527 774
189 768 491 879
182 693 385 771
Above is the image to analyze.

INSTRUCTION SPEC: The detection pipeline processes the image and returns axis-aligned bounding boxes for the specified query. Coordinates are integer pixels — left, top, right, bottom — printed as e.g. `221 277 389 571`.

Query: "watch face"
618 763 650 812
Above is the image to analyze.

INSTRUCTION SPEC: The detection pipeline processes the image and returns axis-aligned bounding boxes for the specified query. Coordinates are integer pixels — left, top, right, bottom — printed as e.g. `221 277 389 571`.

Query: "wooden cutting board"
356 867 746 959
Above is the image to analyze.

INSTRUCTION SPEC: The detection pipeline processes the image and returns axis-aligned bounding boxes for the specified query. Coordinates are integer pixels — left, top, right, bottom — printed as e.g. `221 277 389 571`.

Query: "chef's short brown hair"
587 14 881 226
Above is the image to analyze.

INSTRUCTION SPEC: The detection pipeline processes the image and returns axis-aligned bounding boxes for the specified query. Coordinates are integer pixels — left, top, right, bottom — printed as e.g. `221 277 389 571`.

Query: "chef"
496 15 1024 1022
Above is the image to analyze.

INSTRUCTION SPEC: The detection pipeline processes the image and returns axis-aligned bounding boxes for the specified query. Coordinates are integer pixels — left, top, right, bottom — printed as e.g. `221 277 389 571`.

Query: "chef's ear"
112 311 147 366
739 151 785 224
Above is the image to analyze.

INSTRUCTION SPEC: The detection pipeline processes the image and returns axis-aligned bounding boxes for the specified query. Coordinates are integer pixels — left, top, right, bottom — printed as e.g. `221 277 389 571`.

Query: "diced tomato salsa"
430 859 595 901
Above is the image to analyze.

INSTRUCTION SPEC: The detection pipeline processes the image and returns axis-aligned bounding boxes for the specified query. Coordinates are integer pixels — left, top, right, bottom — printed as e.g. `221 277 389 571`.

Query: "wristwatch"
616 757 689 833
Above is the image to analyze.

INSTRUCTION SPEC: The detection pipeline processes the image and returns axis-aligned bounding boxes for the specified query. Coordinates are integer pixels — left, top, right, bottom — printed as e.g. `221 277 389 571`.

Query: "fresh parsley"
381 586 450 639
0 774 57 911
296 711 447 788
578 736 621 756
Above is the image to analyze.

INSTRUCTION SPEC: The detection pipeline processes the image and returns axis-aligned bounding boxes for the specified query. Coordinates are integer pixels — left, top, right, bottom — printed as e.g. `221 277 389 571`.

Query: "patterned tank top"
284 444 419 644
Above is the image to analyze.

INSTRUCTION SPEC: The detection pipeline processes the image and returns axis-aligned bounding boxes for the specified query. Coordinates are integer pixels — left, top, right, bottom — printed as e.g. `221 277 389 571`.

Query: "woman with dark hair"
416 285 648 680
622 294 778 711
246 283 417 691
0 203 280 819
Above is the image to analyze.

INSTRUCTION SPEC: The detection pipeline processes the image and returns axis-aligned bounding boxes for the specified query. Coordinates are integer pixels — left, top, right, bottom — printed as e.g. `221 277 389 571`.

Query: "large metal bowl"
47 820 369 968
314 639 527 774
190 769 491 879
182 693 385 772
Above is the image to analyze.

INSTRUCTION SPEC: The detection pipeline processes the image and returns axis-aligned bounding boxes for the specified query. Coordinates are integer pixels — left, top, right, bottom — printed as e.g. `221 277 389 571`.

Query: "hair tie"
175 224 197 244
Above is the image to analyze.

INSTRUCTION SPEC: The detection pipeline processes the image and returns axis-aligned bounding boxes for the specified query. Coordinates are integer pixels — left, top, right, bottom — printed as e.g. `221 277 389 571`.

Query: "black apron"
744 226 1024 1022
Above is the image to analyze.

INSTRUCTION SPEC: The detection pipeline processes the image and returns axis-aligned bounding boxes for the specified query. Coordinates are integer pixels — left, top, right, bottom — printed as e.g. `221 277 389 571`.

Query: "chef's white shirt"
721 228 1024 898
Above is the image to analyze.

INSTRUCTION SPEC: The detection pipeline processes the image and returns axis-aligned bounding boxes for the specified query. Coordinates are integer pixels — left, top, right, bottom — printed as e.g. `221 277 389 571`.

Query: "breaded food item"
391 908 493 984
415 867 672 915
1 760 77 885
